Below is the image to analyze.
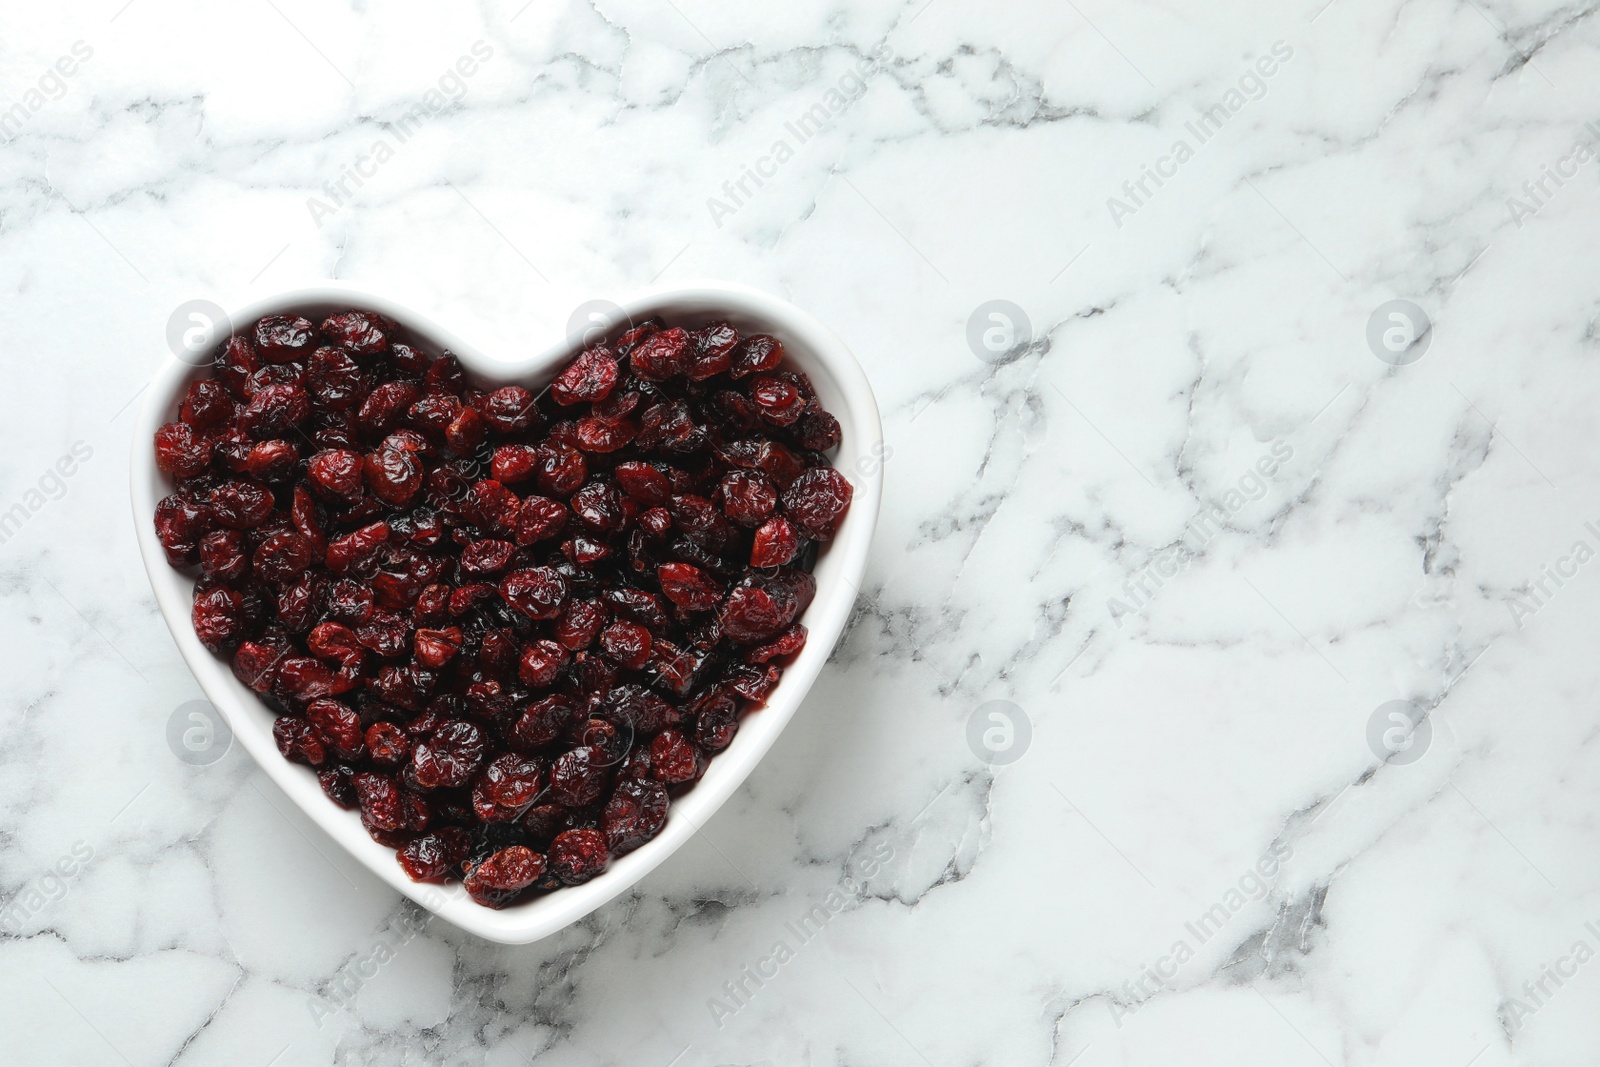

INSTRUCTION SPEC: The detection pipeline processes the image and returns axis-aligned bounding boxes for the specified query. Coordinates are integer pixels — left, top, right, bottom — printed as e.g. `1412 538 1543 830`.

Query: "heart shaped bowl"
131 280 882 944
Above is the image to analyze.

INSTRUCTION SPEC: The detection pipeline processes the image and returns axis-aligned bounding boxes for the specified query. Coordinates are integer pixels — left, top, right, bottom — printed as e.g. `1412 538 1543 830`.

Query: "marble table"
2 0 1597 1063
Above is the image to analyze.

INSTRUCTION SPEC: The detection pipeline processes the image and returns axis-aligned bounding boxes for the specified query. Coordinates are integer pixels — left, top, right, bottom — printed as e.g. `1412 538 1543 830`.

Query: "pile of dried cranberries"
152 309 851 907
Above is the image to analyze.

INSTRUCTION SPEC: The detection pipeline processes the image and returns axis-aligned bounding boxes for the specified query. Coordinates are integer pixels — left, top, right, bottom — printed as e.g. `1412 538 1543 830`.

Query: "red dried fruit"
686 321 739 380
490 443 539 484
548 828 609 884
511 695 580 750
366 721 410 767
514 496 567 545
365 445 422 508
550 746 609 806
232 640 284 692
478 385 539 434
326 521 389 574
614 461 671 506
533 442 587 497
307 346 367 409
155 422 212 478
657 563 722 611
574 414 638 453
246 439 299 481
782 467 853 540
794 409 842 451
180 379 233 431
157 309 845 908
500 567 568 620
600 619 653 670
551 346 619 405
464 845 545 907
240 383 310 438
554 598 607 650
719 470 778 527
461 539 515 575
192 585 244 651
412 720 485 789
307 698 365 759
750 516 800 567
629 327 690 381
318 765 357 808
649 728 701 784
414 627 465 668
467 479 523 536
746 623 807 664
518 640 568 688
255 314 316 360
321 311 388 355
253 531 314 585
358 381 420 437
208 480 274 529
601 779 669 855
274 716 327 767
731 334 783 378
398 826 471 882
199 529 249 581
472 753 546 822
749 374 806 426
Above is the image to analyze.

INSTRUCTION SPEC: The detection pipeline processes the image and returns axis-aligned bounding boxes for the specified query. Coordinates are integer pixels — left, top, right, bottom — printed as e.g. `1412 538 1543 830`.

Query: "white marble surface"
2 0 1599 1063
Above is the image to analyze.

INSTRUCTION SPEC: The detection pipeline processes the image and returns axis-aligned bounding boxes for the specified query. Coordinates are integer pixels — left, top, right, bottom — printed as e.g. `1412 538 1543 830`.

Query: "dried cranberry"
719 470 778 527
208 481 274 529
472 753 546 822
602 779 669 855
478 386 539 434
500 567 568 620
551 346 619 405
549 746 609 806
321 310 388 355
157 309 848 908
464 845 545 907
155 422 212 478
548 828 609 884
275 716 326 767
518 640 568 688
511 695 580 750
782 468 853 540
750 517 800 568
366 721 410 766
255 314 316 360
629 327 690 381
398 826 471 882
600 620 653 670
657 563 722 611
649 728 701 784
412 720 485 789
180 379 233 431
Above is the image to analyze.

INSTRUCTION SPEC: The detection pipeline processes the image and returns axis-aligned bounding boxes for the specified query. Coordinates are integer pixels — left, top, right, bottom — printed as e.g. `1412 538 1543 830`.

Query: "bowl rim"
130 279 882 944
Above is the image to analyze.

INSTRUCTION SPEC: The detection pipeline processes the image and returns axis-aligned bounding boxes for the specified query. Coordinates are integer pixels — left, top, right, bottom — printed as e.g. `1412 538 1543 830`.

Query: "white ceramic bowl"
131 280 882 944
